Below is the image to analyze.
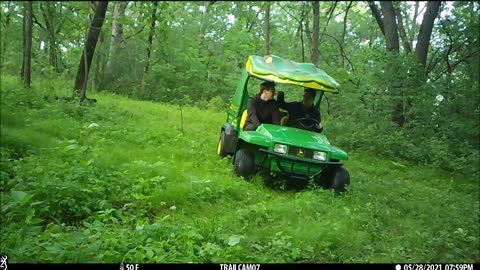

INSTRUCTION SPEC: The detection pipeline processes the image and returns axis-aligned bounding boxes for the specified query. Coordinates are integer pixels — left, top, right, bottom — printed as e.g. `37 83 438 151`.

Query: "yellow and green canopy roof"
245 55 340 92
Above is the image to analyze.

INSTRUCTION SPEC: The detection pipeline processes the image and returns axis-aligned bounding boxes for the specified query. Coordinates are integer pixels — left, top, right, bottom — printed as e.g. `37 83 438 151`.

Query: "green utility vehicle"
217 55 350 192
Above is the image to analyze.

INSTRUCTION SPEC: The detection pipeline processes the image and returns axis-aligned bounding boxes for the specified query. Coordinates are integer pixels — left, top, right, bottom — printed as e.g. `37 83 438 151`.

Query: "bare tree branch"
340 2 354 66
394 3 412 53
121 24 146 43
247 6 261 33
278 3 301 24
319 2 337 45
431 49 479 82
320 32 355 71
426 47 441 75
32 13 45 29
409 1 420 48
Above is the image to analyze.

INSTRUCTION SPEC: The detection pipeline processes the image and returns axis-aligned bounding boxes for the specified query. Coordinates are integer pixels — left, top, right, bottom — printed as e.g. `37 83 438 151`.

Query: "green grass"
1 75 479 263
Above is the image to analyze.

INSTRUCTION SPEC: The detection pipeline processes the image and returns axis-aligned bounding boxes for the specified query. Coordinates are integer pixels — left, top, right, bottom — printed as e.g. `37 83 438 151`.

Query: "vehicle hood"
257 124 347 158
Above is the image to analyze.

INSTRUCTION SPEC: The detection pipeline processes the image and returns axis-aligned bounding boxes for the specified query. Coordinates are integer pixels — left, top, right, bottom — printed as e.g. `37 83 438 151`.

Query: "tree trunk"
415 1 441 67
22 1 33 88
368 1 385 36
375 2 401 126
311 1 319 65
380 2 399 53
299 5 306 62
2 1 11 61
41 2 59 73
305 11 312 54
142 2 158 91
264 1 270 56
92 27 104 92
21 3 26 80
105 1 128 83
394 3 412 54
73 1 109 102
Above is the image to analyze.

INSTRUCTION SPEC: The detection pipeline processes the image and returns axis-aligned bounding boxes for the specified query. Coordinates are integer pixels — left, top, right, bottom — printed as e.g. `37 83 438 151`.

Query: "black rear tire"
217 131 227 158
234 148 255 179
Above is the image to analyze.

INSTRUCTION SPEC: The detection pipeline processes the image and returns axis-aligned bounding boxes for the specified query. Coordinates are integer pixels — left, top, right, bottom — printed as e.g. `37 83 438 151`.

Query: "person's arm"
277 92 298 113
276 91 286 109
312 109 323 132
312 109 321 122
247 97 261 129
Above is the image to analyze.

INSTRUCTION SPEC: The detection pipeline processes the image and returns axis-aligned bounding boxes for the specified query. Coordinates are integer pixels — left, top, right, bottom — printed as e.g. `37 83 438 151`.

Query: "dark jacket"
277 94 322 132
277 97 320 122
244 94 281 131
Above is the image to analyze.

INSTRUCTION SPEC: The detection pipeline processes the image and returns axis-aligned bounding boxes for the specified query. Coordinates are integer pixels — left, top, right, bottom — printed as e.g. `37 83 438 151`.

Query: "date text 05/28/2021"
400 264 475 270
220 264 260 270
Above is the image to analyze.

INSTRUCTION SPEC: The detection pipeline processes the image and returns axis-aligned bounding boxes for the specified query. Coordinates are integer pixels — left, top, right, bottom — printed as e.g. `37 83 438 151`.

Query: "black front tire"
331 167 350 193
316 166 350 193
234 148 255 179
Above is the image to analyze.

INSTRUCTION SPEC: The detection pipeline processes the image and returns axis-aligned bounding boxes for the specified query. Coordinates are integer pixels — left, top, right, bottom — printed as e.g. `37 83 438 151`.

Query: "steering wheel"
294 117 319 130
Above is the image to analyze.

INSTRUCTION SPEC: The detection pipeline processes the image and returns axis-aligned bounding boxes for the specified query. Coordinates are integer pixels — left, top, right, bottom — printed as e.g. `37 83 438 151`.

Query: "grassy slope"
1 76 478 263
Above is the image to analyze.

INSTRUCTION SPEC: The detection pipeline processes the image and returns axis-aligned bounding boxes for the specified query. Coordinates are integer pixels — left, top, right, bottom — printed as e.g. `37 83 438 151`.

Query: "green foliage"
1 75 478 263
322 45 480 177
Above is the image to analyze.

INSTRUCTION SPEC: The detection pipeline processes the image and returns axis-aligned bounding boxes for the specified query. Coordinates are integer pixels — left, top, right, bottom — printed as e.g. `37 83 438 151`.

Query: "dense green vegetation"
0 0 479 264
2 1 478 176
1 75 478 263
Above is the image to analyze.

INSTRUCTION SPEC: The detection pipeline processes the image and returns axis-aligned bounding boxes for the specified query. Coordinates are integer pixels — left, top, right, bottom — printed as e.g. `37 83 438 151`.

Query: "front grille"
274 159 323 177
288 146 313 159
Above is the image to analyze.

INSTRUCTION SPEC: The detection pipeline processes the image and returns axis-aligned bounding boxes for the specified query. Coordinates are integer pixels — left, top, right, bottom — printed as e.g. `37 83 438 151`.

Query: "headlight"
313 151 326 161
274 144 288 154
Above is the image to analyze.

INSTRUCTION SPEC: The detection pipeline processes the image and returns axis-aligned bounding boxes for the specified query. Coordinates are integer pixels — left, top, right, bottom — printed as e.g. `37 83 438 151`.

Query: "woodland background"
2 1 478 175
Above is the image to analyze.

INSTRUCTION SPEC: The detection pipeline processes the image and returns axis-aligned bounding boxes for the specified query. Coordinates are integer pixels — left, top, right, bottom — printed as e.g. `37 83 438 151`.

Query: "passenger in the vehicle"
243 81 281 131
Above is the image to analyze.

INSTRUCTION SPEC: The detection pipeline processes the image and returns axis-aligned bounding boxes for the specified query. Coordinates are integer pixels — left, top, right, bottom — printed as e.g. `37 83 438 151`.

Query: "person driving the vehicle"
276 88 323 132
244 81 281 131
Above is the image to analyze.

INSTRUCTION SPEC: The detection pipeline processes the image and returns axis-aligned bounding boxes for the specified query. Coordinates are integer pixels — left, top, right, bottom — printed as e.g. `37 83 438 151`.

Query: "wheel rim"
217 139 222 155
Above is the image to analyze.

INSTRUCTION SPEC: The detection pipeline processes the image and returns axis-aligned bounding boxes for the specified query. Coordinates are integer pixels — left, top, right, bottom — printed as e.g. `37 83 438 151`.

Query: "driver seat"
239 109 248 129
